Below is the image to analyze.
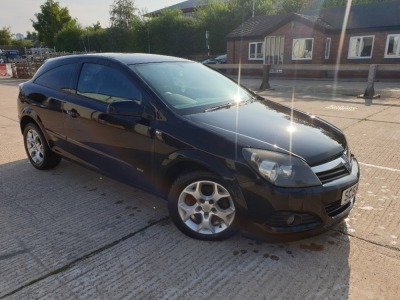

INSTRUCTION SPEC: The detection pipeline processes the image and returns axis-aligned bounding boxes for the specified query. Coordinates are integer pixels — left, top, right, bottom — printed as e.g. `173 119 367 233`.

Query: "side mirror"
107 100 143 116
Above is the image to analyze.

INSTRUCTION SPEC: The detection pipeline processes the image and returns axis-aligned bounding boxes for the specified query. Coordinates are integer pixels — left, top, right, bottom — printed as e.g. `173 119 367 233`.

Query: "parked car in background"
0 49 20 62
202 54 227 64
18 53 359 241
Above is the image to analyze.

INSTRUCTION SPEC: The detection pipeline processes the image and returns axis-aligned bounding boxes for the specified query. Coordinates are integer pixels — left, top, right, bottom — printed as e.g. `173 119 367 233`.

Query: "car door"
63 59 155 189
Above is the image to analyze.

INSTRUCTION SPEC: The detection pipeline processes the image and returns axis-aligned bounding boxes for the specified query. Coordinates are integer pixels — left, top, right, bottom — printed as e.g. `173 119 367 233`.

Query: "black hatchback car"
18 53 359 241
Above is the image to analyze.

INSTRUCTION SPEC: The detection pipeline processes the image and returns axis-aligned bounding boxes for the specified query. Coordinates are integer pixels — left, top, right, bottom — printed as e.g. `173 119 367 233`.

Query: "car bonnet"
185 99 346 166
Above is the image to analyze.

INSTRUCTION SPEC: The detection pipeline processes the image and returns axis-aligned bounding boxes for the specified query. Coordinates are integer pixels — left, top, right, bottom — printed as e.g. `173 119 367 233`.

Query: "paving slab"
266 98 387 121
247 77 400 102
7 222 400 300
367 106 400 124
0 160 168 297
345 121 400 170
343 166 400 250
315 115 361 131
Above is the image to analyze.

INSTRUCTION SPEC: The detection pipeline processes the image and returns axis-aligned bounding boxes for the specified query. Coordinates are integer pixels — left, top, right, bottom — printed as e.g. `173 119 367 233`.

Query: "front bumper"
237 157 360 240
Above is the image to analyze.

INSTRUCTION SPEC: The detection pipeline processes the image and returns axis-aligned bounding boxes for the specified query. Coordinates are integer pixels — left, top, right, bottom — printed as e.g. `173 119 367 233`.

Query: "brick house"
226 1 400 77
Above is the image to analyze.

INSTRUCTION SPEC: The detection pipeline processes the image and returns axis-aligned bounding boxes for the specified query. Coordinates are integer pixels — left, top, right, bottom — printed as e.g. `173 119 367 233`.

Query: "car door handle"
66 109 80 118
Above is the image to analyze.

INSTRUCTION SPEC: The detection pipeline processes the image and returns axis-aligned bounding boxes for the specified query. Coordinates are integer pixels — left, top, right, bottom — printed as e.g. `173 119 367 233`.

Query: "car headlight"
344 143 352 166
242 148 321 188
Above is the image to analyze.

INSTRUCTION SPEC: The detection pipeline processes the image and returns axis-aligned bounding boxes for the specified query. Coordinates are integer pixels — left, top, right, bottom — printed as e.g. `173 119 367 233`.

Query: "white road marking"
325 105 358 111
359 162 400 173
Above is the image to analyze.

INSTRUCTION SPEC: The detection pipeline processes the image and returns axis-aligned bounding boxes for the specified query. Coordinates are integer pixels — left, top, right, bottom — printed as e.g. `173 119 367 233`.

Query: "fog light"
286 215 302 226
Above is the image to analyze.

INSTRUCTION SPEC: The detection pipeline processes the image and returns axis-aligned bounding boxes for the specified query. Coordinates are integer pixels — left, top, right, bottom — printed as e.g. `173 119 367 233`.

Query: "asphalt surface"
0 76 399 299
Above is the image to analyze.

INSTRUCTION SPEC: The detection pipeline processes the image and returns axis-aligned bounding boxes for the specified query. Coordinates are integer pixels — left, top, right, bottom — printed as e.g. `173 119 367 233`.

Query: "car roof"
48 53 191 65
215 54 227 60
32 53 193 80
94 53 192 65
32 53 191 81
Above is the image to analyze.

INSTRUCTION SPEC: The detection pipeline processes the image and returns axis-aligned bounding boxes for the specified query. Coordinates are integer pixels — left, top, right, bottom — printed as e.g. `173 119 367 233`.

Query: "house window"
348 36 374 59
249 42 264 60
265 36 284 64
292 38 313 60
385 34 400 58
325 38 331 59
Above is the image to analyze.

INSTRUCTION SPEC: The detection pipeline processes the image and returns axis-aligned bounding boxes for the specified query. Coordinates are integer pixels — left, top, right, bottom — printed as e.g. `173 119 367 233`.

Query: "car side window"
77 63 142 103
34 63 76 92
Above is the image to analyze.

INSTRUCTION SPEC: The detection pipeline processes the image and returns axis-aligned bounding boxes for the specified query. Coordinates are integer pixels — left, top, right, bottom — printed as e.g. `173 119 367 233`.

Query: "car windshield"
132 61 252 114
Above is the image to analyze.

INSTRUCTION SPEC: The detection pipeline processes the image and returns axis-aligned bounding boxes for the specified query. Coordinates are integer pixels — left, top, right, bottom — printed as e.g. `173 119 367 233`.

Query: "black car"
18 53 359 241
202 54 227 64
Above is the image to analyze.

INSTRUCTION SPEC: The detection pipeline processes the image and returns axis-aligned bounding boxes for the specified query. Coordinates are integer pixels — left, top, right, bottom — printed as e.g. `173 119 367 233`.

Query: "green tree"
229 0 276 17
278 0 310 13
12 39 33 48
54 20 84 52
148 10 201 56
195 0 276 54
109 0 145 52
87 22 102 31
109 0 140 30
125 17 148 52
26 31 38 41
84 28 112 52
32 0 72 47
0 27 13 45
321 0 391 8
196 2 236 55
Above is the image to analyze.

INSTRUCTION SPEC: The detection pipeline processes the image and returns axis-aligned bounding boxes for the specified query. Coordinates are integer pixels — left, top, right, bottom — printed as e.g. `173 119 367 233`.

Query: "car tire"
23 123 61 170
168 171 238 241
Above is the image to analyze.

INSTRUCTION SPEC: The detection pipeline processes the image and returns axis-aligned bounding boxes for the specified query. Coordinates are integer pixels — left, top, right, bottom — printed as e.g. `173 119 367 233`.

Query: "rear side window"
77 63 142 103
34 63 76 92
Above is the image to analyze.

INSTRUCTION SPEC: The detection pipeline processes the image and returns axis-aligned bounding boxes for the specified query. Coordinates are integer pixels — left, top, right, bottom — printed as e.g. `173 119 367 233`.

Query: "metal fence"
10 52 95 79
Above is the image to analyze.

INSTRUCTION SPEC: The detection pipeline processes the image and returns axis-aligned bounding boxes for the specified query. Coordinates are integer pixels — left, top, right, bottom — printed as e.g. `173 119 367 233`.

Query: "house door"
264 36 284 65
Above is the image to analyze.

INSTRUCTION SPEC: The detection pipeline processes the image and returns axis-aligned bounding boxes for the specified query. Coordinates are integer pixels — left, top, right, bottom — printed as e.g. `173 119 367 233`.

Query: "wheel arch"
20 115 37 133
160 149 248 209
20 113 52 149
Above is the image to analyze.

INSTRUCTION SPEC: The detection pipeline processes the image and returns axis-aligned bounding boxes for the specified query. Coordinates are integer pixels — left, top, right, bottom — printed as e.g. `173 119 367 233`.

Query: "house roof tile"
227 1 400 39
313 1 400 30
226 13 292 39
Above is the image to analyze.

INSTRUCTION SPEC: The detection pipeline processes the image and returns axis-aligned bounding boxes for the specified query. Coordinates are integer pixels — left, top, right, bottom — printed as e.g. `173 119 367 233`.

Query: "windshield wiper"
204 102 234 112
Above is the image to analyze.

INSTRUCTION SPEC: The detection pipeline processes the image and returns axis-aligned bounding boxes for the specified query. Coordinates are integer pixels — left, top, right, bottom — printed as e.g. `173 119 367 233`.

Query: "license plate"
341 184 358 206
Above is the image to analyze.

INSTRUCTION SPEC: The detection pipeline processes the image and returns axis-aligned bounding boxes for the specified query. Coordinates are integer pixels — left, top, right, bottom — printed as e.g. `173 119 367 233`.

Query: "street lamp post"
205 30 210 59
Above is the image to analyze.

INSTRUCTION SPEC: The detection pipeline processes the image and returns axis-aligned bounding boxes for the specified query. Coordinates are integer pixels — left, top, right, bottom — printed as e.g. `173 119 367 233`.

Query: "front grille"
265 211 321 232
316 165 349 184
325 200 352 217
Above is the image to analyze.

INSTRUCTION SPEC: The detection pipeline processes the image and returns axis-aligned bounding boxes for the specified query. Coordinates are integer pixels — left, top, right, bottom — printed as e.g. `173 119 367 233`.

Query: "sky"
0 0 182 36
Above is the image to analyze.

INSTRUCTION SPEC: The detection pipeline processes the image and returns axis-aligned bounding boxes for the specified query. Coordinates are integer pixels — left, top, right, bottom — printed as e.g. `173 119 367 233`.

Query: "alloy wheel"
26 128 45 165
177 180 236 235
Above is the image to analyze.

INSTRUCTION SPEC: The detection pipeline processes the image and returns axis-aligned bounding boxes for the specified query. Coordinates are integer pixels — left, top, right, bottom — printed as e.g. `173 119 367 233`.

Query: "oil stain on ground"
299 243 324 251
232 250 280 261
